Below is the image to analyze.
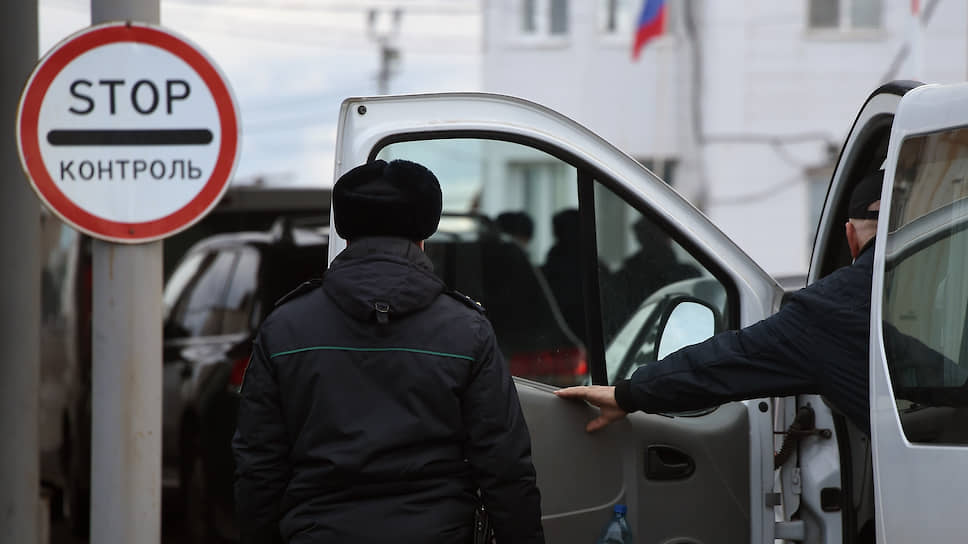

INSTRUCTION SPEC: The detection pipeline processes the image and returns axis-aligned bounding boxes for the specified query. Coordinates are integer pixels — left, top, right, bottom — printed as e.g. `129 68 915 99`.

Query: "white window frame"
637 156 679 187
598 0 635 36
805 0 885 38
510 0 570 47
504 160 576 264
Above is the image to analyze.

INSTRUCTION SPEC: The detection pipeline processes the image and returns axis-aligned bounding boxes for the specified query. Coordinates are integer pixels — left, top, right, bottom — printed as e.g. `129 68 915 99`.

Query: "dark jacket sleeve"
232 337 290 544
615 297 822 415
462 318 545 544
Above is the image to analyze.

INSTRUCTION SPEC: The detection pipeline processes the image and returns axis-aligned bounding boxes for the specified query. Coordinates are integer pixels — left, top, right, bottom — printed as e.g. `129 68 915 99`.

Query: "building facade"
482 0 968 276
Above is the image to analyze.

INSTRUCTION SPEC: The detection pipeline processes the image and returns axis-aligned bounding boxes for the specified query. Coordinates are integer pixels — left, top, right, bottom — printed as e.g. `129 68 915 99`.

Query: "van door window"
883 127 968 444
374 138 735 388
376 138 586 386
593 184 728 383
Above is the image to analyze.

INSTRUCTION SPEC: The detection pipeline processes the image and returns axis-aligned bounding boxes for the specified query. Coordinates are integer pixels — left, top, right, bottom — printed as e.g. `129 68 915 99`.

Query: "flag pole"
910 0 923 79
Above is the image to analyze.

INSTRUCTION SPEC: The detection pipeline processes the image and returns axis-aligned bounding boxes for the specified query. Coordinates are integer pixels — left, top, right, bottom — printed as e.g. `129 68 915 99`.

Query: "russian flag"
632 0 667 60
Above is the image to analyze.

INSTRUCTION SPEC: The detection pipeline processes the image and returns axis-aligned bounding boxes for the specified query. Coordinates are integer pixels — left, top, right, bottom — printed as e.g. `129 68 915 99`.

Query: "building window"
808 0 882 31
599 0 635 35
522 0 538 32
638 157 679 186
550 0 568 34
519 0 569 37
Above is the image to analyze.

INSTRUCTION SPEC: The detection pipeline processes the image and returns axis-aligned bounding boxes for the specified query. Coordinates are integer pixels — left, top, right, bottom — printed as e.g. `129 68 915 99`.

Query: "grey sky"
39 0 482 188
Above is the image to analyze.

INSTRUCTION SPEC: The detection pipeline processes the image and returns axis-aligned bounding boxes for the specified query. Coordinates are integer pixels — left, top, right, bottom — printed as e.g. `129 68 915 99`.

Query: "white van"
328 81 966 543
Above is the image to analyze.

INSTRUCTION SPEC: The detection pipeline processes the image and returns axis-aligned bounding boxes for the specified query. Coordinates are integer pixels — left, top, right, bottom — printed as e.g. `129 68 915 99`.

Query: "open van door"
803 81 922 543
331 93 784 543
871 82 968 542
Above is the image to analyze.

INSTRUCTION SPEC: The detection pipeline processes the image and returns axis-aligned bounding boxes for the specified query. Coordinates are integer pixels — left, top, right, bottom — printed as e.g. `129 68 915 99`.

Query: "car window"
594 183 727 383
260 243 327 322
883 127 968 444
164 251 207 322
166 249 237 337
377 138 586 386
223 247 260 334
604 300 657 379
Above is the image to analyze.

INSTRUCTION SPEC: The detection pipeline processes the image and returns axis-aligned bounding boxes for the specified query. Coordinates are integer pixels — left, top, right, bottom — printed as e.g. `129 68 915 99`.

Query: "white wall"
483 0 680 157
483 0 968 276
701 0 968 276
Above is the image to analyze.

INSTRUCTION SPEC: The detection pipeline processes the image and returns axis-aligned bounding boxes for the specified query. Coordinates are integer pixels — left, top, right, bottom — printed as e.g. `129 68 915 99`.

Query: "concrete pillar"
0 1 41 543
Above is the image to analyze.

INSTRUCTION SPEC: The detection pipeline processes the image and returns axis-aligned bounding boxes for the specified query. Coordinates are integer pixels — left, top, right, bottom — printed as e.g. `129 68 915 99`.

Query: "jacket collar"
325 236 443 322
332 236 432 270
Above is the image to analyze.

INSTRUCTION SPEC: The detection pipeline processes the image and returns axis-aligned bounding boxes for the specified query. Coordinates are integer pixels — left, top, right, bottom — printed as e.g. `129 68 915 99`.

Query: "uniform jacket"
233 237 544 544
615 243 875 434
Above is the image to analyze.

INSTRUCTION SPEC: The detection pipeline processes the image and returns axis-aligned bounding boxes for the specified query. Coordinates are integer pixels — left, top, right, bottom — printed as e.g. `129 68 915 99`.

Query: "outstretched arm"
557 300 824 432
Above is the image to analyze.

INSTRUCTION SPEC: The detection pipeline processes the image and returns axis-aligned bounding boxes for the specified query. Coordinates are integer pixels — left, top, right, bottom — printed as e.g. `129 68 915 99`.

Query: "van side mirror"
656 298 718 360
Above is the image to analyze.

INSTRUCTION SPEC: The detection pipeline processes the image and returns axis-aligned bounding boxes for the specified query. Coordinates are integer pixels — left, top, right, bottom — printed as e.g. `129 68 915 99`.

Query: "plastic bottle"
596 504 634 544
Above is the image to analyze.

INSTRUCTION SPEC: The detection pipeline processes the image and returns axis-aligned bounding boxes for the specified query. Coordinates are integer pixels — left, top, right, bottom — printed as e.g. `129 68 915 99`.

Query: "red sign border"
17 22 239 243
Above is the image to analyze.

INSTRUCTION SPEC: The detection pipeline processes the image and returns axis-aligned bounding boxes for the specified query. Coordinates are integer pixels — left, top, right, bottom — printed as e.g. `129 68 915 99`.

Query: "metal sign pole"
90 241 163 543
0 2 40 543
89 3 162 544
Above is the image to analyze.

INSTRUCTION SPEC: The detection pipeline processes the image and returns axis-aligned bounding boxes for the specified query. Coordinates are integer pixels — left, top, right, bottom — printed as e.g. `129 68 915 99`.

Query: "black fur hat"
332 159 442 242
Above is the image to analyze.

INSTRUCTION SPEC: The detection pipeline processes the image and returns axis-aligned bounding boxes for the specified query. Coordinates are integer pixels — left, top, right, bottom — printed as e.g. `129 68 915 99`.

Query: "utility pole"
0 2 40 543
367 7 403 94
909 0 924 80
88 3 163 544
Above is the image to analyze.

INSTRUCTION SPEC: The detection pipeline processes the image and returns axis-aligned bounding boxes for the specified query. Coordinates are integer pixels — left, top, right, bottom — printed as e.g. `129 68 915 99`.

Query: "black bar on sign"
46 129 213 146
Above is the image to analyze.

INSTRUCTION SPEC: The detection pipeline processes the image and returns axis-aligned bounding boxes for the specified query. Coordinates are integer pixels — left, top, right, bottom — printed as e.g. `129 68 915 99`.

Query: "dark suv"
162 221 328 540
40 187 331 539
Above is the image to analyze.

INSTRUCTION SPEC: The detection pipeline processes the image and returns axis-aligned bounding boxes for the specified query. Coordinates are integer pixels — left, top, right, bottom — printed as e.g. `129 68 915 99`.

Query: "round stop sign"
17 22 240 243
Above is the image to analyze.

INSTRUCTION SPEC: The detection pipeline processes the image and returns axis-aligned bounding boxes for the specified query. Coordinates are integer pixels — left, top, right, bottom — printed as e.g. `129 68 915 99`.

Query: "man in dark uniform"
541 208 613 344
555 170 885 436
233 159 544 544
496 210 535 247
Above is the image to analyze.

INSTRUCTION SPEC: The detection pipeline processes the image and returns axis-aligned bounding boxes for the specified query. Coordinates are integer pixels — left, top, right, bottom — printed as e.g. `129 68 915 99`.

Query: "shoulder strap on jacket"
274 276 324 308
444 288 486 314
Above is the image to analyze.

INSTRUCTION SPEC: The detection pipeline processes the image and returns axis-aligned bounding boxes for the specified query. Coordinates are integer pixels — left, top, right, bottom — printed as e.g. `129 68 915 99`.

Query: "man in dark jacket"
233 159 544 544
541 208 612 344
555 170 885 435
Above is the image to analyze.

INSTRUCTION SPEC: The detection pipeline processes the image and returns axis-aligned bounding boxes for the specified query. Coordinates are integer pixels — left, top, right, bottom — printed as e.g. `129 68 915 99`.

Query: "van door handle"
645 445 695 480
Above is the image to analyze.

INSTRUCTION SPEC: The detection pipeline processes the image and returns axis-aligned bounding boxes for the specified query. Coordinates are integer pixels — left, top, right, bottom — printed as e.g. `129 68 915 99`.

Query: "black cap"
848 170 884 220
332 159 442 242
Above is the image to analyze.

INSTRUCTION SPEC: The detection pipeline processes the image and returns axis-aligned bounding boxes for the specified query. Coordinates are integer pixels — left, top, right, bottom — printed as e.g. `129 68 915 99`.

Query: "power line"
41 0 481 54
703 132 836 145
708 172 805 206
43 0 481 16
243 114 332 131
168 21 479 54
164 0 482 16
